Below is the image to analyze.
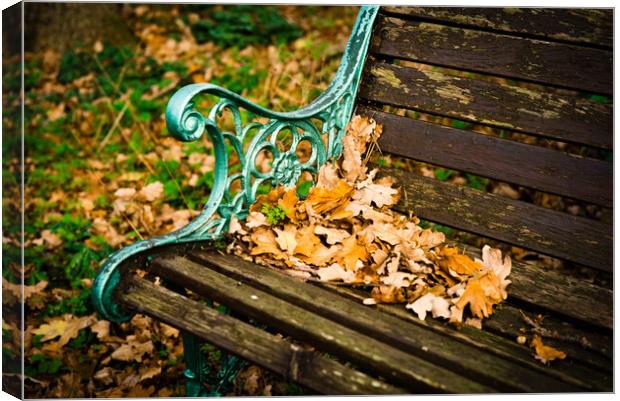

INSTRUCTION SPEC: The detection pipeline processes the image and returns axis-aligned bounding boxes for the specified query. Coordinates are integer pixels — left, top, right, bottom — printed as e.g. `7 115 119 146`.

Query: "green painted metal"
92 4 379 396
182 332 208 397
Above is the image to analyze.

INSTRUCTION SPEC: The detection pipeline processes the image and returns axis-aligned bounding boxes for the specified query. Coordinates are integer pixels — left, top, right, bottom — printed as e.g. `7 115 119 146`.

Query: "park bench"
92 6 613 395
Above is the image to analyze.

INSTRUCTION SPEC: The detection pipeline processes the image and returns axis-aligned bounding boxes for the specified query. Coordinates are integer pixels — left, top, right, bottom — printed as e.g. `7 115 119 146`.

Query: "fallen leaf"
274 224 298 255
33 314 96 347
335 235 368 271
114 187 136 200
228 215 247 235
47 102 65 121
454 270 506 320
278 188 299 221
139 366 162 381
93 367 114 385
90 320 110 340
530 334 566 364
439 247 485 277
299 243 341 266
111 337 154 362
137 181 164 202
305 179 353 215
314 225 350 245
464 318 482 329
316 162 340 189
317 263 358 283
478 244 512 292
381 271 416 288
249 227 282 257
246 212 268 228
371 285 405 304
414 229 445 249
406 293 451 320
353 182 399 208
293 224 321 257
33 230 63 249
3 278 48 305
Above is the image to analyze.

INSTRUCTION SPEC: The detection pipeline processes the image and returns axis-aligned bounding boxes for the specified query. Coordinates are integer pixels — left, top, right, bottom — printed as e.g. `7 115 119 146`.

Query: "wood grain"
149 256 494 393
380 7 613 48
378 167 612 273
459 245 612 330
370 16 612 94
358 61 612 149
189 250 609 390
118 276 405 395
357 107 612 207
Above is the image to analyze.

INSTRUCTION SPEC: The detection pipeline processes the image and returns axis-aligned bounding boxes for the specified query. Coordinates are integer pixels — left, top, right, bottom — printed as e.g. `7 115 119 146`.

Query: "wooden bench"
92 6 613 395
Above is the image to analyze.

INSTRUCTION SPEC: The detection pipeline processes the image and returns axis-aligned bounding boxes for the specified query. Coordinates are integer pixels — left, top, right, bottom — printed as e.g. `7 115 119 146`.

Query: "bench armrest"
93 5 379 323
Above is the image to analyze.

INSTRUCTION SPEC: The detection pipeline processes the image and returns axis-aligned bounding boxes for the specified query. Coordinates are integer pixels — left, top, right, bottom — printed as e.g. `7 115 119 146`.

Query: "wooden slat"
188 250 608 390
149 256 494 393
459 245 612 330
480 304 612 371
118 277 405 395
357 107 612 207
325 284 611 386
380 7 613 48
191 244 611 337
359 61 612 149
370 15 612 95
378 167 612 273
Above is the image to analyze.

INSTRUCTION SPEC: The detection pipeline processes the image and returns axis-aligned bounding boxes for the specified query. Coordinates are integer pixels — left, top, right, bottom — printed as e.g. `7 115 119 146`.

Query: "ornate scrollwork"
92 6 380 324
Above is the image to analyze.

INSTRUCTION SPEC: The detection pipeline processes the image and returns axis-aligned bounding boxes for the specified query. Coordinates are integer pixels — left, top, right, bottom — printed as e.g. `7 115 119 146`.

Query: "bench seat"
116 244 612 393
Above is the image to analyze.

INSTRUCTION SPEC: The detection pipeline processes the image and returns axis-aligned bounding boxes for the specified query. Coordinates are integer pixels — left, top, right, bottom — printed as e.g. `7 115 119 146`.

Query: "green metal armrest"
92 5 379 324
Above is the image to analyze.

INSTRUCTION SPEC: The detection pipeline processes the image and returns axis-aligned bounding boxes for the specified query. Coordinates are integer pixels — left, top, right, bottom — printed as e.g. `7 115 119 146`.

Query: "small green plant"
435 168 455 182
450 119 471 130
261 204 287 225
189 6 303 48
465 173 489 191
590 94 611 104
26 354 64 376
296 181 313 199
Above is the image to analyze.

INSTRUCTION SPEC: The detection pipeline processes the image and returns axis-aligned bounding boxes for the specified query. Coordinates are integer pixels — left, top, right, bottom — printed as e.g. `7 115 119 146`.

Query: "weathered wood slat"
118 277 405 395
357 107 612 207
481 303 612 372
371 16 612 95
188 250 606 390
458 245 612 330
380 7 613 48
191 249 612 358
150 256 495 393
359 61 612 149
377 167 612 273
324 283 611 385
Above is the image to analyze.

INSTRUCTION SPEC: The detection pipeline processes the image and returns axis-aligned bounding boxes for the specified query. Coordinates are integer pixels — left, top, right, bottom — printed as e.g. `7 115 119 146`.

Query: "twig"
121 212 145 241
519 309 595 350
92 53 121 94
97 100 130 152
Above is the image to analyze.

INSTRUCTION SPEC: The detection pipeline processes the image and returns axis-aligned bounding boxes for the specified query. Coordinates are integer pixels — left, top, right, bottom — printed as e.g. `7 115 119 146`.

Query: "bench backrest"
356 7 613 273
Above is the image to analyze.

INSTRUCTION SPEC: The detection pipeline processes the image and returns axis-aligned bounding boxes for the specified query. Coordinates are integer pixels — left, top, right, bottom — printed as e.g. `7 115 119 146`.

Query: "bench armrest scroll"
93 5 379 323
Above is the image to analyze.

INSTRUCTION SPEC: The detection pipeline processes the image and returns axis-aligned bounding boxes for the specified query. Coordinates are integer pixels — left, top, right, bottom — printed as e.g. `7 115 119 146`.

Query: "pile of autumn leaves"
228 116 512 327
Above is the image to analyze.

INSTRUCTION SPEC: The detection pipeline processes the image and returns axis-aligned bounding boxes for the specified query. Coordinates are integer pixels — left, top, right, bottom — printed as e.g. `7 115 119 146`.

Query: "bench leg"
182 329 247 396
182 332 208 397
